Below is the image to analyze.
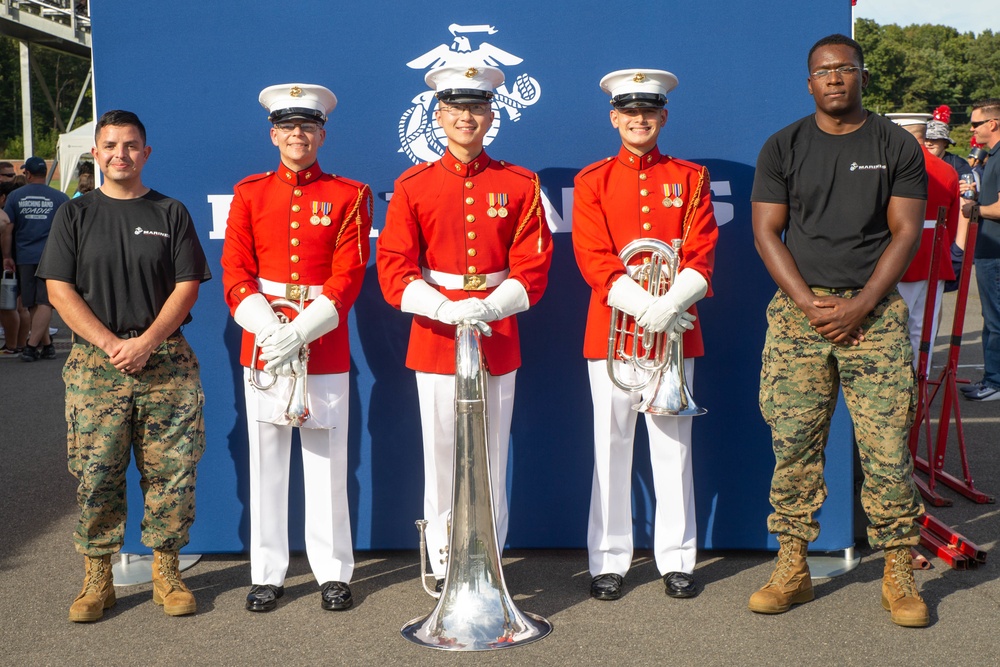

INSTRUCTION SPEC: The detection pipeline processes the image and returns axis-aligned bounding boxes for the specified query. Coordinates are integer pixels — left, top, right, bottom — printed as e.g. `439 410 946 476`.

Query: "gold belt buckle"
463 274 487 291
285 283 303 301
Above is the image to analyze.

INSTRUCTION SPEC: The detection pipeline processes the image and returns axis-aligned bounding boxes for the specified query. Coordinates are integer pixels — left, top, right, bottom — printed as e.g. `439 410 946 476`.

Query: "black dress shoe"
320 581 353 611
246 584 284 612
663 572 699 599
434 578 444 593
590 573 624 600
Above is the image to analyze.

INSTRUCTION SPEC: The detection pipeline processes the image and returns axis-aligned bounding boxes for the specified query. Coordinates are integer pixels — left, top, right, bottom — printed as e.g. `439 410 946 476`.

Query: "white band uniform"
243 368 354 586
416 369 516 579
587 358 698 577
421 268 509 290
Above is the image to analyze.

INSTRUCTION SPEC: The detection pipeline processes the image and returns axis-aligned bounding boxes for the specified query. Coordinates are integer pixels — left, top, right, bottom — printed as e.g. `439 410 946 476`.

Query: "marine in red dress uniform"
573 69 718 602
887 114 959 371
376 65 552 584
221 83 372 613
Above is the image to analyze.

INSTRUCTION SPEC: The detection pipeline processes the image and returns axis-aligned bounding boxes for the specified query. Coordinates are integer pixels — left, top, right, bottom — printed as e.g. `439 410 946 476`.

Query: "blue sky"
853 0 999 35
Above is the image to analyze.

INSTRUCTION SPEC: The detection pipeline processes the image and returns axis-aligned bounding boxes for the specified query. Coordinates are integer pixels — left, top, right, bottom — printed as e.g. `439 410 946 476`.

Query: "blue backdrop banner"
88 1 855 554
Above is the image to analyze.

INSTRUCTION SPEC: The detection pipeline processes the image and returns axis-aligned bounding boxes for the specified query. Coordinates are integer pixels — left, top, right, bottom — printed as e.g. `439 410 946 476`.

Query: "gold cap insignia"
633 72 646 83
465 67 479 78
290 86 302 97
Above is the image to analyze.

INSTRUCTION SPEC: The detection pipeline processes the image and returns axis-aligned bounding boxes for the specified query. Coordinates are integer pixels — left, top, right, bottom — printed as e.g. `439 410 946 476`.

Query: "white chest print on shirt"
134 227 170 238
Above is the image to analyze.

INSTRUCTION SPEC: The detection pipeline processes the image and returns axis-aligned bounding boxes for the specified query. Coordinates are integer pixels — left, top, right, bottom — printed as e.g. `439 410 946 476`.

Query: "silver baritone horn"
608 238 705 417
402 322 552 651
248 298 311 427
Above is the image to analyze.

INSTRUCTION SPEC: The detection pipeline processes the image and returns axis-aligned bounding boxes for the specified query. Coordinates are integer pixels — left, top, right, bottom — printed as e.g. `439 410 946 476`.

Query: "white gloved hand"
674 311 697 334
400 279 449 319
607 274 654 319
482 279 529 321
270 356 304 378
636 269 708 334
233 293 282 346
437 298 490 325
260 295 339 372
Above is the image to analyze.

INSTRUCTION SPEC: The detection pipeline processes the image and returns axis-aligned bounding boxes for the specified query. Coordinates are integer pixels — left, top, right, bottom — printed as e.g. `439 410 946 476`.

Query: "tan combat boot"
152 550 196 616
68 554 116 622
881 547 928 627
748 534 814 613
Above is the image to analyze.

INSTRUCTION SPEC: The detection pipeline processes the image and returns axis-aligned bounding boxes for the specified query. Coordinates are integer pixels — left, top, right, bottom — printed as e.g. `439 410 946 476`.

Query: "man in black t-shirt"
37 110 212 623
749 34 929 628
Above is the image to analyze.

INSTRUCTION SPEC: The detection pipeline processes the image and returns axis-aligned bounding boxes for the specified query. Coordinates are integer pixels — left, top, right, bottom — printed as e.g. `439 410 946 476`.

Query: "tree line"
856 19 1000 154
0 35 91 159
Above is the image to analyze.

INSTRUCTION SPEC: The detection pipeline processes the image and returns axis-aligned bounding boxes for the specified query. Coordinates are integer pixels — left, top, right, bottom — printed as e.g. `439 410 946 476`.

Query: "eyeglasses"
439 103 491 117
273 121 322 133
971 118 999 129
0 172 14 178
810 66 862 79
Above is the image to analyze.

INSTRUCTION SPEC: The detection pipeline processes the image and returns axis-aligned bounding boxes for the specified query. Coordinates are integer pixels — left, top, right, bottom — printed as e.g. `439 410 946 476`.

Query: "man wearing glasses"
0 162 16 180
962 99 1000 401
750 34 928 627
222 83 372 613
377 65 552 591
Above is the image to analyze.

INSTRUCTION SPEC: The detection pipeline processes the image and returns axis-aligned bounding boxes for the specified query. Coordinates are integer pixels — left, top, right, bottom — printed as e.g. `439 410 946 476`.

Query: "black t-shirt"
37 189 212 333
751 111 927 288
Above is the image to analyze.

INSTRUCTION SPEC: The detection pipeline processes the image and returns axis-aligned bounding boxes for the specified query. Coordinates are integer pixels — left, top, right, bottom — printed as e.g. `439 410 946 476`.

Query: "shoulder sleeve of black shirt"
36 200 79 283
889 126 928 200
751 131 789 204
170 198 212 283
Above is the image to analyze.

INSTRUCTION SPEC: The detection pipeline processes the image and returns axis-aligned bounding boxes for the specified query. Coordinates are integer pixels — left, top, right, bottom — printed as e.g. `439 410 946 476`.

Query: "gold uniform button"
642 222 652 231
641 206 651 213
291 255 300 263
239 287 247 294
291 204 301 212
467 266 477 274
639 173 648 181
467 248 477 257
465 181 474 189
640 189 649 197
465 197 475 205
291 221 300 229
291 272 300 281
466 214 475 223
467 231 477 240
293 189 302 197
291 238 300 247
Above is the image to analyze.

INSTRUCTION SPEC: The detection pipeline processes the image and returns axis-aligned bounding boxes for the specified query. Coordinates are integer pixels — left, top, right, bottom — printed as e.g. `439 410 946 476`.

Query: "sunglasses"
971 118 999 129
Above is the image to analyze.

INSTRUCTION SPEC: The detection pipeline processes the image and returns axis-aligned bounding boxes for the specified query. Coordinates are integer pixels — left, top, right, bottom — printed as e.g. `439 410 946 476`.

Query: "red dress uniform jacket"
573 146 718 359
221 162 373 374
900 146 959 283
377 150 553 375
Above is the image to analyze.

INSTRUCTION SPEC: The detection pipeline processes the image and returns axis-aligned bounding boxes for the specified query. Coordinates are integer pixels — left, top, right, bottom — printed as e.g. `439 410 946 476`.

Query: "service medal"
320 202 332 226
672 197 683 208
497 193 509 218
487 193 498 218
662 185 674 208
310 201 321 225
671 183 684 209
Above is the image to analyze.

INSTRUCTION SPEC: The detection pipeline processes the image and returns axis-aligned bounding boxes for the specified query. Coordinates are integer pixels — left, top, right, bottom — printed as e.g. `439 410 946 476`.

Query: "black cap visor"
436 88 494 104
268 107 327 124
612 93 667 109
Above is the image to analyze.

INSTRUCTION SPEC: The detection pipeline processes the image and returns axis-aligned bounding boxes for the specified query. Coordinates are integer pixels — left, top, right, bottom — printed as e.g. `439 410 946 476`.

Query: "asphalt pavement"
1 286 997 667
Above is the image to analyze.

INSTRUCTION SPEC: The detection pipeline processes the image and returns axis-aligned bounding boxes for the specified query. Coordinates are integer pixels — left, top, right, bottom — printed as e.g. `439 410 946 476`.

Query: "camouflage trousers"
759 288 924 549
63 335 205 556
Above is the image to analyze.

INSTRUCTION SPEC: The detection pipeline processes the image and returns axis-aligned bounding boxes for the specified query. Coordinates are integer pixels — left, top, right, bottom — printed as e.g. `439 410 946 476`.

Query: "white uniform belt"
258 278 324 301
421 268 509 290
923 219 939 229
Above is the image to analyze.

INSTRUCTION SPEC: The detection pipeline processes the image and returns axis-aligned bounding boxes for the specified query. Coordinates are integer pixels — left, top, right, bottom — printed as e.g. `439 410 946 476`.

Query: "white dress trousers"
243 368 354 586
898 279 945 375
415 370 516 579
587 358 697 578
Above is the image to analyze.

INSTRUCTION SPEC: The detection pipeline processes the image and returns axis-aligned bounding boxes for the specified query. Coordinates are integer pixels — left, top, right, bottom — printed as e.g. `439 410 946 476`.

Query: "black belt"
73 329 179 347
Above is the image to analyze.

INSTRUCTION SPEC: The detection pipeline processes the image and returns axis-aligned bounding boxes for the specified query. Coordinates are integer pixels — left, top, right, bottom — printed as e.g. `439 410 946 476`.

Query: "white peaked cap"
425 65 505 102
885 112 932 128
259 83 337 123
600 69 678 108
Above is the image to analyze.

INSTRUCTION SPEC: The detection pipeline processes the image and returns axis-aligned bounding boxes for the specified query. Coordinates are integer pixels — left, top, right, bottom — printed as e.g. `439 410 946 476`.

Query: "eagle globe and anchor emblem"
398 23 542 165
